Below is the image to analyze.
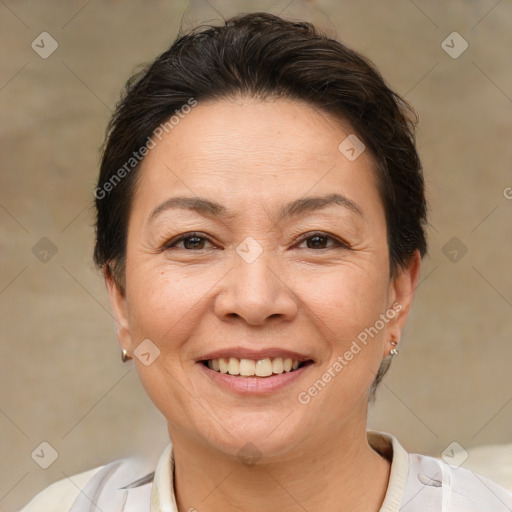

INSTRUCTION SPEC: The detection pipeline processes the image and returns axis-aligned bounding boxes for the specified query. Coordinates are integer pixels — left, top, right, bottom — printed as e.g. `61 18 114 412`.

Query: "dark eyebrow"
148 196 228 223
148 193 363 223
278 193 363 220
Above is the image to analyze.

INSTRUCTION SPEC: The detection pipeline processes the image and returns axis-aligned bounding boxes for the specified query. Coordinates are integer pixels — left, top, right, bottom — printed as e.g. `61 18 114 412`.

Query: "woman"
20 12 512 512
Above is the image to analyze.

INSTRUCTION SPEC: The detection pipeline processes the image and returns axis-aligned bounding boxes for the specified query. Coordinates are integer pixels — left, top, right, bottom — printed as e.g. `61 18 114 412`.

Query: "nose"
214 248 298 326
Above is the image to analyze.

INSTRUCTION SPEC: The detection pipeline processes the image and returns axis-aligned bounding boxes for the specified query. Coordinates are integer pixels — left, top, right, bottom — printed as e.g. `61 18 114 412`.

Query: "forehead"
146 97 359 168
133 97 381 219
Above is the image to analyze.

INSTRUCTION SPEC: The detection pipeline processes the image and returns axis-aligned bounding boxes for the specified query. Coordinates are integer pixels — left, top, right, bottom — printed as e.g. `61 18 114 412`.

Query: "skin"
106 96 421 511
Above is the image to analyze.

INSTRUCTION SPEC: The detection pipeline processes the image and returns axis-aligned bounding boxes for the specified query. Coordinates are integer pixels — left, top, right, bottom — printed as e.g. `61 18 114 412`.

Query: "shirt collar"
150 443 178 512
367 430 410 511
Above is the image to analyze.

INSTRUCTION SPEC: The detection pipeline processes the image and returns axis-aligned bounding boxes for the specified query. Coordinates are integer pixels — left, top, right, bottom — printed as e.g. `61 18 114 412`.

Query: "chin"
193 410 312 463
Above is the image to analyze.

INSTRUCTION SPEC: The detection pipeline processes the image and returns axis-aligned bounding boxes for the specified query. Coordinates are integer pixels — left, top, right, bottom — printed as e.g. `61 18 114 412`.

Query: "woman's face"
107 97 419 460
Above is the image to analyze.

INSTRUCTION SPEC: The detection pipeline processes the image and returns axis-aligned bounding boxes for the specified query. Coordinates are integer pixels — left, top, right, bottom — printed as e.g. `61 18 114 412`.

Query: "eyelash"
162 231 350 251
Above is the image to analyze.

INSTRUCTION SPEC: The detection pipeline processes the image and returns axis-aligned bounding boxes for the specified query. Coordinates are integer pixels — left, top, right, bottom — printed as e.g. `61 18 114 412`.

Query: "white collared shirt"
20 431 512 511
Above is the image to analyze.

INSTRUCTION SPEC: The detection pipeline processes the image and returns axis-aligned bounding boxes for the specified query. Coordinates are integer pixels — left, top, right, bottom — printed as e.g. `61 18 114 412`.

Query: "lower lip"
197 362 313 395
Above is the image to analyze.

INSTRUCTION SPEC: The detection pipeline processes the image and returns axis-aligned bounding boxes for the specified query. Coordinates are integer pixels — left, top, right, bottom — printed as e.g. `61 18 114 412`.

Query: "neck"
169 416 391 512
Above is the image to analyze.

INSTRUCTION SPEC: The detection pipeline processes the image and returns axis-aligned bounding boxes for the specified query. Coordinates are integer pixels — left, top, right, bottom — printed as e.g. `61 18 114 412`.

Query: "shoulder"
19 466 104 511
407 452 512 511
19 456 155 512
369 431 512 512
464 441 512 491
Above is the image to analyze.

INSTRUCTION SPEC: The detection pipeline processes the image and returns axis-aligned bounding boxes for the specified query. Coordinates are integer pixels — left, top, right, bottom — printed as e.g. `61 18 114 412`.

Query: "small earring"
121 349 132 363
390 340 399 357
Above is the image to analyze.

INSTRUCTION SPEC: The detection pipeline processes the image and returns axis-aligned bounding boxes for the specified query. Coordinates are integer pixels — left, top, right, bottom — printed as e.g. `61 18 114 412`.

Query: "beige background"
1 0 511 510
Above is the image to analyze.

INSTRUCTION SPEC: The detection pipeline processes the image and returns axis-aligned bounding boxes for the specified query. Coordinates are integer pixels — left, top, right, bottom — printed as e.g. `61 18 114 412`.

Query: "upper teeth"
207 357 301 377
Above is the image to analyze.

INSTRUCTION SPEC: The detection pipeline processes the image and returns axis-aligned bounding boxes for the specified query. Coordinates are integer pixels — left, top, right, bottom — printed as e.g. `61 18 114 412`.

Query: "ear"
383 249 422 357
103 265 133 355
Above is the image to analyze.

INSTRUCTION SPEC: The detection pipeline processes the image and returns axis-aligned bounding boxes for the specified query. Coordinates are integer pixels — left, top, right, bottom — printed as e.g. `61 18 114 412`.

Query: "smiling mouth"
201 357 314 378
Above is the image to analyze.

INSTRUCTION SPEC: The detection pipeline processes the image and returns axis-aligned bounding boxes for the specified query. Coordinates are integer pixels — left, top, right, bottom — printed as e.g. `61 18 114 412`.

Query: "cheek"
303 271 389 411
298 263 390 339
124 269 209 410
298 263 390 403
125 264 211 345
133 359 201 431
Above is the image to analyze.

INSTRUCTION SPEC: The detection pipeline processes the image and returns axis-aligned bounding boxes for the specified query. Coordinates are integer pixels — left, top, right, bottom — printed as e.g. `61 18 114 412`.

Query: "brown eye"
296 232 348 250
164 232 213 250
305 235 330 249
181 236 207 250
